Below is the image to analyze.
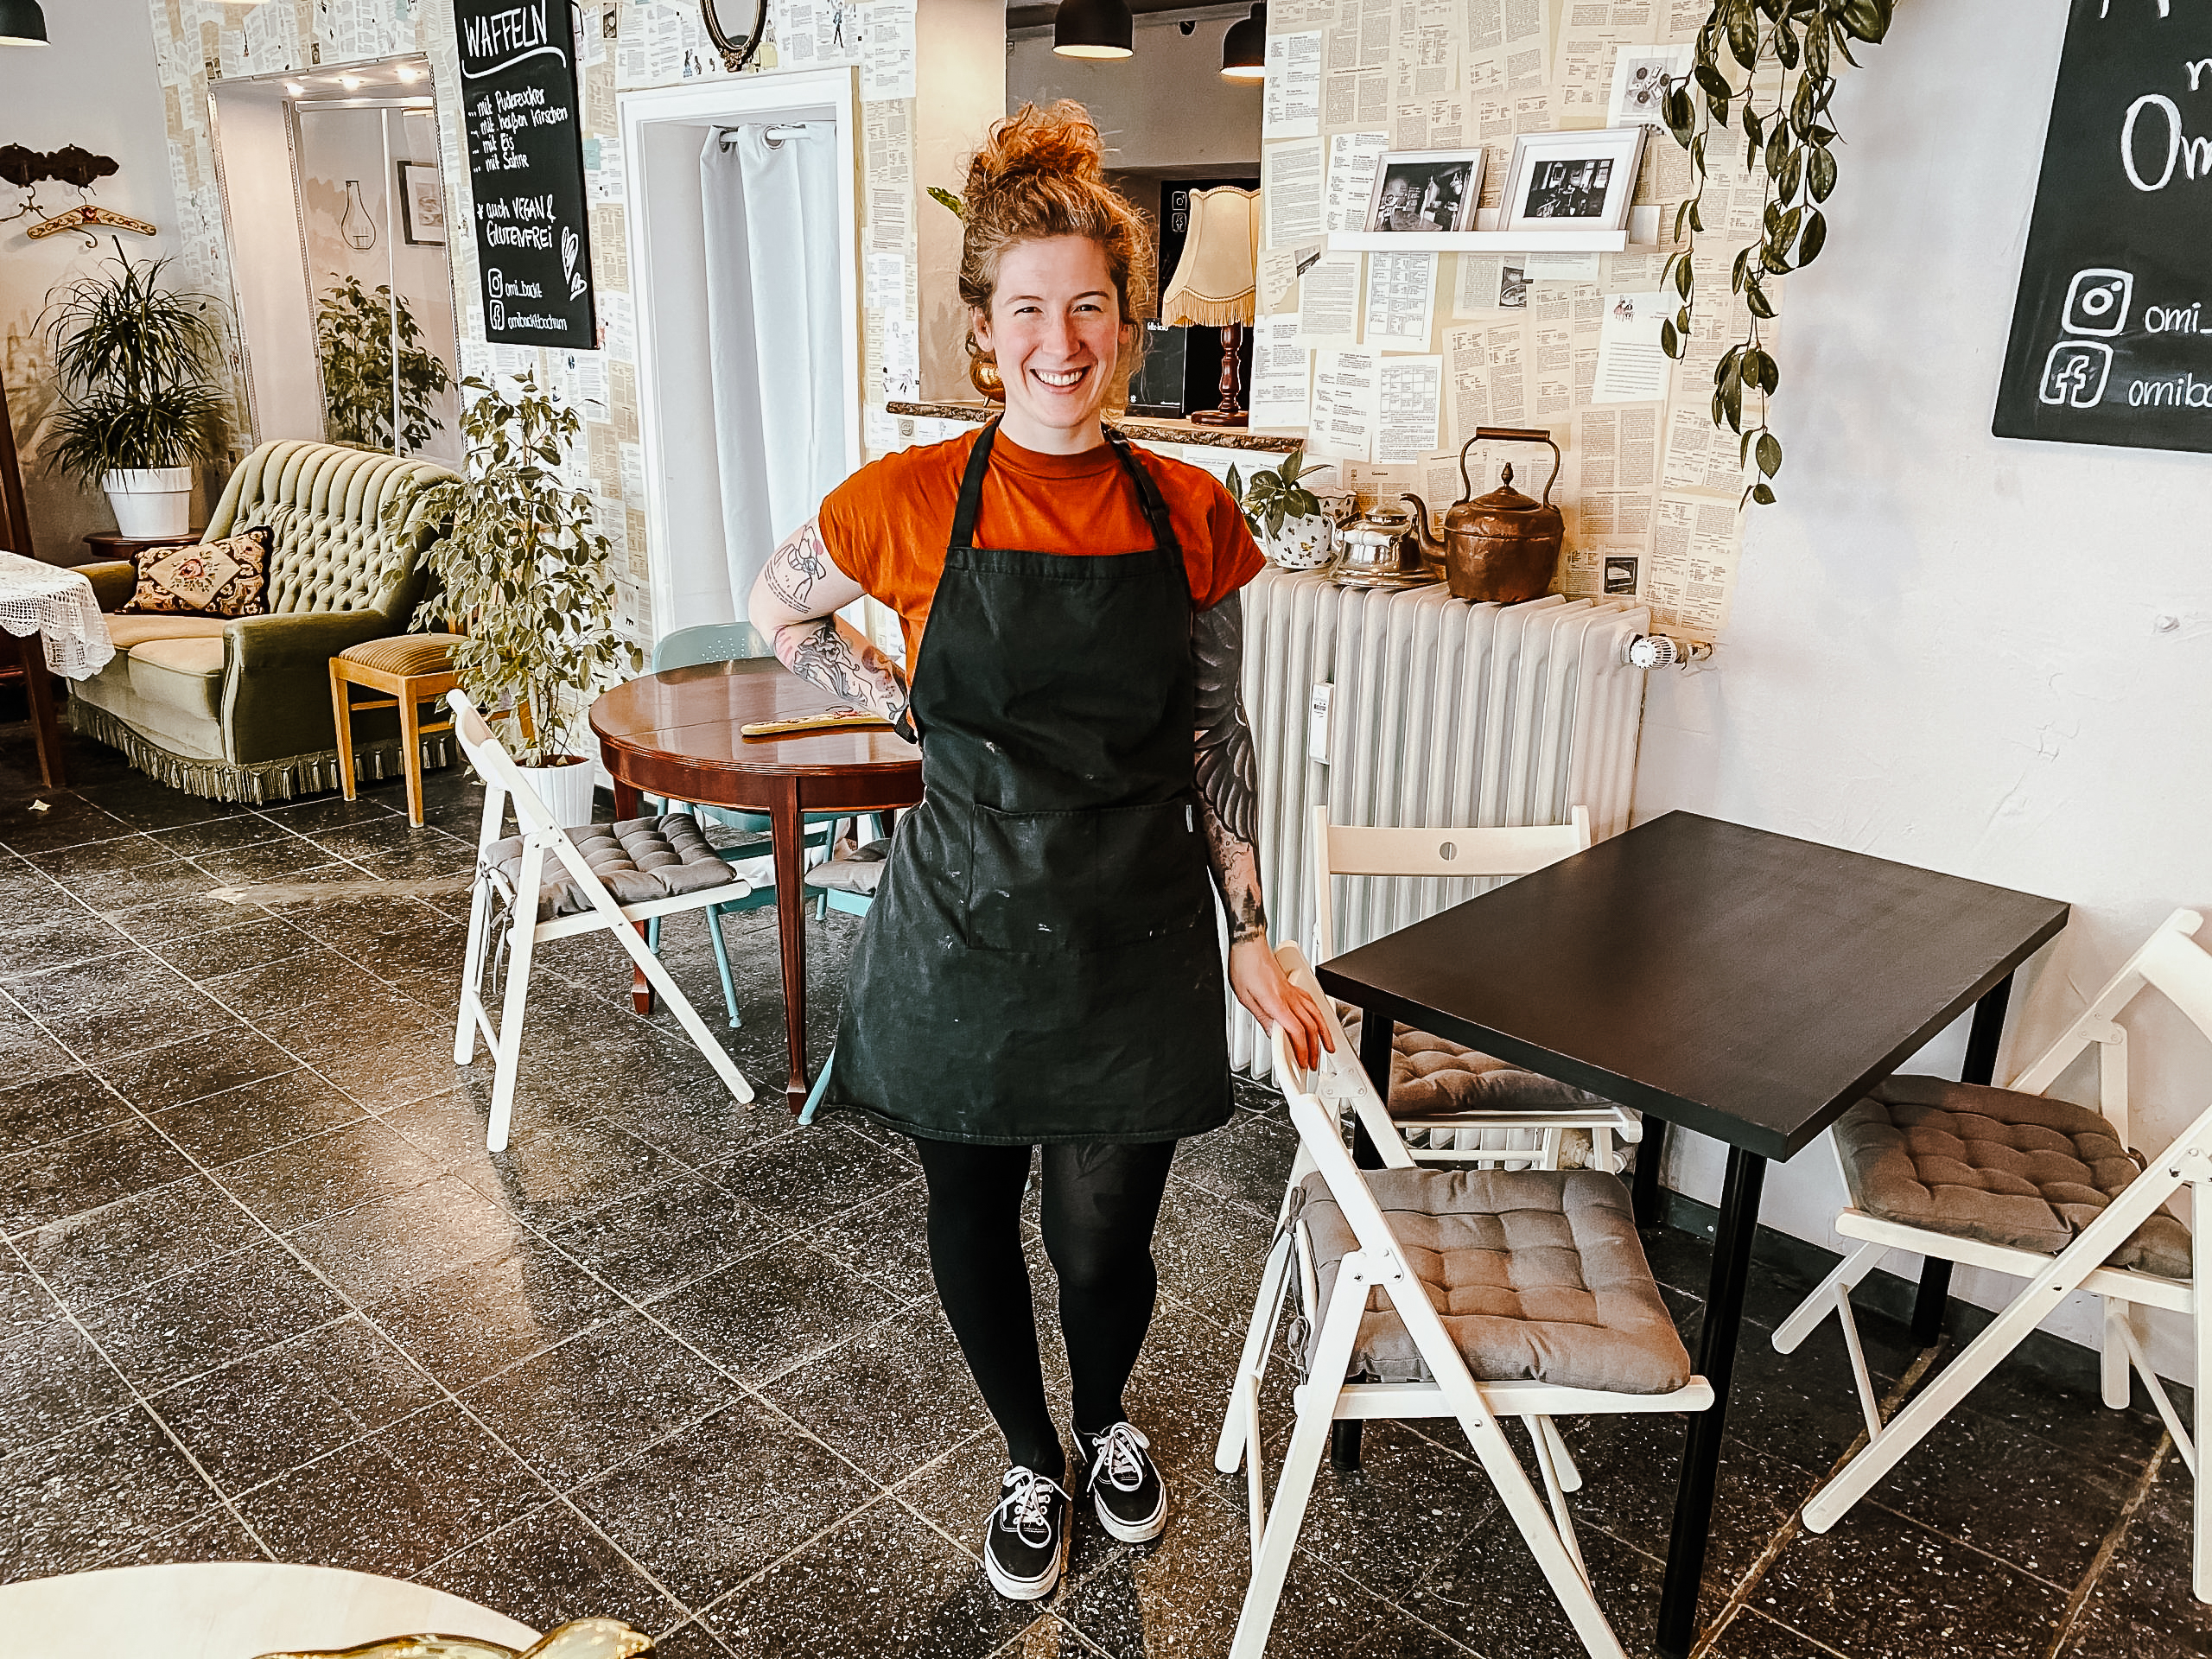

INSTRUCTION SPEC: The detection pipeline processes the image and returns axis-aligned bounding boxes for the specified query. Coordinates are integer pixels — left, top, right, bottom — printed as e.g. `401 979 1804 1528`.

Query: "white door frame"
618 67 863 643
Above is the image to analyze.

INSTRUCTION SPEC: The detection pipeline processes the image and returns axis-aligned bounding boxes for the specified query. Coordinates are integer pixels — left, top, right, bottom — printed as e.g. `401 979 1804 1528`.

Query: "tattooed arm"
747 519 911 728
1192 597 1332 1065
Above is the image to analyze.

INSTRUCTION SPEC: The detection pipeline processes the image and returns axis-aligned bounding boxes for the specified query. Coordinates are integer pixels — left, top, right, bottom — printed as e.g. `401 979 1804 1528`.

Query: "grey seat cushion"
1299 1166 1692 1394
1339 1007 1618 1116
487 814 741 922
804 837 891 896
1834 1076 2191 1280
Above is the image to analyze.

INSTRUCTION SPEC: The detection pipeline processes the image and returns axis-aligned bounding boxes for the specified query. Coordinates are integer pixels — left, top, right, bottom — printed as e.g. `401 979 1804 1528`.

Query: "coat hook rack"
0 143 147 245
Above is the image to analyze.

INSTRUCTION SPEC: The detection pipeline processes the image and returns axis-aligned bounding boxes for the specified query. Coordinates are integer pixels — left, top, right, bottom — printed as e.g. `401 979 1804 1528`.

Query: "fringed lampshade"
1161 186 1260 426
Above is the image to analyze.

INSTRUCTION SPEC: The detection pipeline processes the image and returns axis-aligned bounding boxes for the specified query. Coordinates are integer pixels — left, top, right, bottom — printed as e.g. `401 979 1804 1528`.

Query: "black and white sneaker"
984 1465 1071 1600
1083 1421 1168 1543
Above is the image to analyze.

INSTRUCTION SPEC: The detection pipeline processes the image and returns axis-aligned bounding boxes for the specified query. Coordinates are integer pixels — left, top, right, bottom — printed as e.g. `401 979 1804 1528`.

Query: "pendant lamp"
0 0 48 46
1220 3 1265 79
1053 0 1132 60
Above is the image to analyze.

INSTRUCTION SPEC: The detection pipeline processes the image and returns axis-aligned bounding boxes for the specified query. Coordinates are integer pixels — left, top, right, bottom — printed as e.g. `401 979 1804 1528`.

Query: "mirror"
1005 5 1262 418
700 0 771 73
209 56 462 465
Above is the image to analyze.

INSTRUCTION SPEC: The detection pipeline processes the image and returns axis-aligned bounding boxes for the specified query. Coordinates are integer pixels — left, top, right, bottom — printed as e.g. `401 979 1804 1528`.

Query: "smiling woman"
745 99 1329 1609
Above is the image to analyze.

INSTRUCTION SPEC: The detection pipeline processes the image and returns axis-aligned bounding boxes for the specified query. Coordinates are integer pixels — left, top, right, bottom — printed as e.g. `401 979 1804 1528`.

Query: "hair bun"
964 101 1108 206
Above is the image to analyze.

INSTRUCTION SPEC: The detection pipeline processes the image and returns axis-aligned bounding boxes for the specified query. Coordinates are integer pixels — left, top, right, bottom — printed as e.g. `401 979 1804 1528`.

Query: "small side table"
75 529 205 571
330 634 464 826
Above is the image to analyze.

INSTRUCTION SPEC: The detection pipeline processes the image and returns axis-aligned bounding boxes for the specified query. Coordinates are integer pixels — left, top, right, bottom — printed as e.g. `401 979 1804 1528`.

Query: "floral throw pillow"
121 526 273 617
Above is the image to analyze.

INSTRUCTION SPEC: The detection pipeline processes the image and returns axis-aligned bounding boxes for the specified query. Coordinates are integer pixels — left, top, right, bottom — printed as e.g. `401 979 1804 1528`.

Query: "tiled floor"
0 702 2202 1658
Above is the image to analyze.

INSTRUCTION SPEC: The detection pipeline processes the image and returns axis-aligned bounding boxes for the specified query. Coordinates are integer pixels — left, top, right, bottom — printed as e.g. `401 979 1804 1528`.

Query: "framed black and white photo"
1500 127 1647 233
397 159 445 246
1363 149 1484 235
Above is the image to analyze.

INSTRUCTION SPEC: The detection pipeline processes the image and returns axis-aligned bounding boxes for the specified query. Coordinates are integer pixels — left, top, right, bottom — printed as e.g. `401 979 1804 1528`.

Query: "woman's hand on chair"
1230 938 1333 1071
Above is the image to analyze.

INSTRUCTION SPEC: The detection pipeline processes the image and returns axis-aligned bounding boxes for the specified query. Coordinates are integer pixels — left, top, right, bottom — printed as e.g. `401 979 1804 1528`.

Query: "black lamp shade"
0 0 48 46
1221 3 1265 79
1054 0 1132 60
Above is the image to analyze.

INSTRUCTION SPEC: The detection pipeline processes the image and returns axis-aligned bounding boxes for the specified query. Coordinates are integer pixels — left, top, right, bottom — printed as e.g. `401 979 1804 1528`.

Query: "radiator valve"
1627 632 1713 670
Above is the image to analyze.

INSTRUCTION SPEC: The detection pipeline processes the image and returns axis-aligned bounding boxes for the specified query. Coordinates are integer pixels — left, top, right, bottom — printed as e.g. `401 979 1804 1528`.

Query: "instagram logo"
2062 269 2134 338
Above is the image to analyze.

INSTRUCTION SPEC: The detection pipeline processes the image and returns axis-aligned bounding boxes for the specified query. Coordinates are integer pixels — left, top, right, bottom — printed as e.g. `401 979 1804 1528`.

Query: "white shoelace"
1086 1421 1152 1496
995 1467 1068 1548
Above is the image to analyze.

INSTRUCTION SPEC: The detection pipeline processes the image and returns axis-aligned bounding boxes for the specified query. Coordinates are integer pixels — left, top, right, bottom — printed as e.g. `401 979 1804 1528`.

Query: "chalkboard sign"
1995 3 2212 452
454 0 597 351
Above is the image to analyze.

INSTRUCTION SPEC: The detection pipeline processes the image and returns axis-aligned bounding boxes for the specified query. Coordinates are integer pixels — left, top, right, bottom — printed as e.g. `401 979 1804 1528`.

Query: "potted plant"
400 371 634 825
1227 448 1334 569
41 240 227 537
316 274 454 454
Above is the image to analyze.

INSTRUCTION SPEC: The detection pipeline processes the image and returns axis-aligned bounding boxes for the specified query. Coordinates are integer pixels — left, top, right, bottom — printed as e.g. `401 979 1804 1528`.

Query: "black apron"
830 422 1233 1145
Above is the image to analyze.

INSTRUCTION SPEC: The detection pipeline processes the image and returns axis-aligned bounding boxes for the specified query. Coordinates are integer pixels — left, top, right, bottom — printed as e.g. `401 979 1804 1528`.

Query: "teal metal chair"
641 621 840 1027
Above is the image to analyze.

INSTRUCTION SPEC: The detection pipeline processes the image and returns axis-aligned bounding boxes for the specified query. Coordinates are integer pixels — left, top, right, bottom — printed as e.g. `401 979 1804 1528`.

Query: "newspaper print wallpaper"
144 0 930 652
1256 0 1774 639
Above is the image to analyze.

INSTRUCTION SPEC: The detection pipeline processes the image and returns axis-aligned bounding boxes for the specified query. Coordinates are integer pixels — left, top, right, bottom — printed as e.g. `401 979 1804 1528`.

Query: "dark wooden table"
74 529 204 570
1313 810 2069 1659
588 658 923 1111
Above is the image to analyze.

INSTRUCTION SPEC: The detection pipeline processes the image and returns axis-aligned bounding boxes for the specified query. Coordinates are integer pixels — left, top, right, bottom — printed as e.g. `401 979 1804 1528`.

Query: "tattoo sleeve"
765 524 912 727
1192 596 1268 944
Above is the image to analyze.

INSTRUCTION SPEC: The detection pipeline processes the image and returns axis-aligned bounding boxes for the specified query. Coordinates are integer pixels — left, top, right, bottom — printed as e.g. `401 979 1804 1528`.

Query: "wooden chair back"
1311 804 1592 961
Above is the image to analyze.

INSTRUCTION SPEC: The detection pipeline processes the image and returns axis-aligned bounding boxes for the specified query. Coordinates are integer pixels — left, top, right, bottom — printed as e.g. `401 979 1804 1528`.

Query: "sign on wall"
453 0 598 350
1994 2 2212 452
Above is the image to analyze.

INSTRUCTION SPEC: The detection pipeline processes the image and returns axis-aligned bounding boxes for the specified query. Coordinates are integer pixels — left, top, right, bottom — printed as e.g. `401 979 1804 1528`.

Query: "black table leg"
1911 972 2014 1344
1656 1144 1768 1659
1333 1002 1399 1472
1634 1113 1669 1229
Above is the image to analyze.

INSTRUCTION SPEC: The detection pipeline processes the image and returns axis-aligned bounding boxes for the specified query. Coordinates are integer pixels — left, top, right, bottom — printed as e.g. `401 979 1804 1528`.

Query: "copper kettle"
1402 426 1565 604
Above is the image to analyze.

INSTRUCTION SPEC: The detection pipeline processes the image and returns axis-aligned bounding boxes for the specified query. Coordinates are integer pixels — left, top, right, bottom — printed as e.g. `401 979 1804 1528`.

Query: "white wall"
1635 2 2212 1381
1008 12 1262 173
0 0 183 556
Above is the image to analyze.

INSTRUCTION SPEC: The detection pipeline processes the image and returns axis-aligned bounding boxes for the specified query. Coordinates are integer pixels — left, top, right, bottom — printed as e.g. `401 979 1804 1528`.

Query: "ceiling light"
396 64 421 82
284 79 306 95
0 0 48 47
1221 3 1266 79
1052 0 1131 60
340 74 364 88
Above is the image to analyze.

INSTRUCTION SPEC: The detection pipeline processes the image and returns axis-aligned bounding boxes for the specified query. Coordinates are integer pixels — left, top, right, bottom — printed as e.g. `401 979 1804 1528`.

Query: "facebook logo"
2039 340 2113 408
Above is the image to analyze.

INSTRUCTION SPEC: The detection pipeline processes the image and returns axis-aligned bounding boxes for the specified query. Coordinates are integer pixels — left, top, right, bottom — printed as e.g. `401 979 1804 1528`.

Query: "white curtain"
699 124 843 611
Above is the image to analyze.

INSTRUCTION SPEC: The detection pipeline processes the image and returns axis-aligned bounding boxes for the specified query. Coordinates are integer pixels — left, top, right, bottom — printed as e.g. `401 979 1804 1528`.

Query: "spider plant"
40 239 227 483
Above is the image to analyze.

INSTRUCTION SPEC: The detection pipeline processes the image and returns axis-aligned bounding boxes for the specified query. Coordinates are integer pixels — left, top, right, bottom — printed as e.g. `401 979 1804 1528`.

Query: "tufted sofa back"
202 440 461 619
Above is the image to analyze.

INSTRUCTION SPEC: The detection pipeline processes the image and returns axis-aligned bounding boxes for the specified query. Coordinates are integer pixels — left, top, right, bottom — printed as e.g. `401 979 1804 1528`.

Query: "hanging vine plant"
1660 0 1898 506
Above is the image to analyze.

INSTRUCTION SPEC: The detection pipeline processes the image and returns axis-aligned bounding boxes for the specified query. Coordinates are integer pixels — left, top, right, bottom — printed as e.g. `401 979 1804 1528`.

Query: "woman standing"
750 101 1328 1601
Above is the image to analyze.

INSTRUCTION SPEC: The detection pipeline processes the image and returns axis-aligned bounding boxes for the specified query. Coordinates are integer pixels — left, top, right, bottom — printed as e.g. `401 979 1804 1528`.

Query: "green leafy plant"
927 186 965 219
39 239 227 484
317 274 454 454
398 372 635 767
1226 448 1323 540
1659 0 1899 506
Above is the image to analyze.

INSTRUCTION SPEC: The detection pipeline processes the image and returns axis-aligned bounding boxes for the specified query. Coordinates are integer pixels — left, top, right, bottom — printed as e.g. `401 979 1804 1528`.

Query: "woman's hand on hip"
1227 937 1334 1072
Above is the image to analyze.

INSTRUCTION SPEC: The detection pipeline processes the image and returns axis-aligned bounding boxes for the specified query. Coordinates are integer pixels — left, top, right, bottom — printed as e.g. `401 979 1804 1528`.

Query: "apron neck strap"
949 419 1000 551
1100 425 1181 566
948 420 1184 575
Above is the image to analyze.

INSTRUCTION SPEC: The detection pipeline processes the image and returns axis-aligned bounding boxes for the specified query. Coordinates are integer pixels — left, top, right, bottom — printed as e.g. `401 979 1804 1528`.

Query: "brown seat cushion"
486 815 741 923
1298 1166 1692 1394
106 614 228 650
1834 1076 2190 1280
1339 1007 1617 1116
803 837 891 896
338 632 464 677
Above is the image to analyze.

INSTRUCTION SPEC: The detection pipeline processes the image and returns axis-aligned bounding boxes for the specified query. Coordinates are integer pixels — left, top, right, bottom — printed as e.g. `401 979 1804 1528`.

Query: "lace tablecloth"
0 550 115 679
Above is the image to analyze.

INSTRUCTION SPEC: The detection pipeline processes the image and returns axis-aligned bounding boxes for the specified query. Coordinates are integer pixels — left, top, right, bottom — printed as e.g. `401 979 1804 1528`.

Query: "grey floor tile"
0 899 133 982
213 1116 443 1233
650 1242 903 1386
809 1178 935 1302
458 1118 686 1229
2058 1450 2212 1657
149 1069 366 1168
6 948 241 1065
16 1170 263 1309
99 1502 271 1567
0 1004 80 1092
549 1171 785 1302
414 1498 685 1637
572 1397 882 1610
0 1114 198 1236
361 1234 632 1390
0 1068 132 1155
1402 1506 1663 1658
235 1399 545 1579
286 1173 525 1303
0 1404 224 1579
760 1300 994 1474
100 1029 305 1115
77 1236 349 1390
708 1124 918 1232
0 1313 137 1459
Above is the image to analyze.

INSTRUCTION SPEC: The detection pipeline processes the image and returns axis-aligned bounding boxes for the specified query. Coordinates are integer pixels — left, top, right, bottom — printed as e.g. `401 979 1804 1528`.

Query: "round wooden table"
589 657 923 1111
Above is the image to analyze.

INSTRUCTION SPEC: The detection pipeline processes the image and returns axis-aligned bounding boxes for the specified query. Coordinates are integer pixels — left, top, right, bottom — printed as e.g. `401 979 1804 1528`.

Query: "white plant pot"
102 468 194 538
518 757 598 830
1266 512 1335 571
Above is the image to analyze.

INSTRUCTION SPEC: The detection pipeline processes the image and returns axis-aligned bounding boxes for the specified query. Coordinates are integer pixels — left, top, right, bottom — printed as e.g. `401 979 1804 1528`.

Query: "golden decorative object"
1402 427 1566 605
254 1617 653 1659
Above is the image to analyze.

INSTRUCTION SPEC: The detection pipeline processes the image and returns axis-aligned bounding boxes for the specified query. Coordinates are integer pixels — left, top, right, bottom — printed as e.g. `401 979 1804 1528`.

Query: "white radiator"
1232 569 1652 1077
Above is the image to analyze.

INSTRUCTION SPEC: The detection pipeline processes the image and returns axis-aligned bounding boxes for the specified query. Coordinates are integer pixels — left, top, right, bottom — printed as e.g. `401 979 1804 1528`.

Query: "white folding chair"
448 690 755 1152
1312 804 1640 1173
1774 907 2212 1596
1215 944 1713 1659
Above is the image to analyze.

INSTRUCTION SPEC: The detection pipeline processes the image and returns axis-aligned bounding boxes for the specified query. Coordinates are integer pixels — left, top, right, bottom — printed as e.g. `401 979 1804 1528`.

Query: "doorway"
619 70 861 641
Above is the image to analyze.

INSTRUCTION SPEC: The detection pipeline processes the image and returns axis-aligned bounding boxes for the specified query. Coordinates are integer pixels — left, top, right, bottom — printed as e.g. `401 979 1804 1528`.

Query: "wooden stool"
329 633 464 826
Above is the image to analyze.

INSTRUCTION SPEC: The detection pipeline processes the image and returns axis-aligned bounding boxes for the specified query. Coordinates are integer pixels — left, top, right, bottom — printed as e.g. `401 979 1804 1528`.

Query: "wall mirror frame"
699 0 770 74
207 55 464 465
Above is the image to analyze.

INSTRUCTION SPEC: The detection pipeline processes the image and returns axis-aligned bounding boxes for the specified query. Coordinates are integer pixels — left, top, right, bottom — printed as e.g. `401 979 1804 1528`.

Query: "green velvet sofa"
70 439 462 804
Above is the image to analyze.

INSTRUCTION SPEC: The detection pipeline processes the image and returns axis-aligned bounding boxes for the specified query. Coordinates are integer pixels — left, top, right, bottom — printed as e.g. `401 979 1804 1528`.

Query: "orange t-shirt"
817 428 1265 664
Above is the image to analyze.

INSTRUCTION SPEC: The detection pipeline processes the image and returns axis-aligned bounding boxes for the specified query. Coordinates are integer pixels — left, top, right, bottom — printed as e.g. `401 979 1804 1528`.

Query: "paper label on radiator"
1309 682 1333 765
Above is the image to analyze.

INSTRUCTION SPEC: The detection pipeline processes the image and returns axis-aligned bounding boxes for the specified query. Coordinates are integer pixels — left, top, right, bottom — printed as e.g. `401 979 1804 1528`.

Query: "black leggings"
913 1136 1178 1481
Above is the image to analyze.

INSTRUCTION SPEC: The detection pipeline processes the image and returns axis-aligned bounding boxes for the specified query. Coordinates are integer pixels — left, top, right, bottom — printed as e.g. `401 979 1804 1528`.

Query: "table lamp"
1160 185 1260 427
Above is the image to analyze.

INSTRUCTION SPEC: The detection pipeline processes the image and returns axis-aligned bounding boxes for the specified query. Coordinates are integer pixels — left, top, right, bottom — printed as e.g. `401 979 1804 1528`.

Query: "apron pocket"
965 798 1210 953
